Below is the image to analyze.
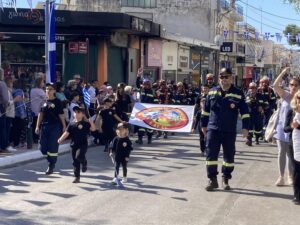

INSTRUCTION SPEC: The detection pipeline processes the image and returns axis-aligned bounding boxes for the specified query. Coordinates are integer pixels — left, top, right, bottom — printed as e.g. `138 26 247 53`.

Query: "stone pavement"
0 133 299 225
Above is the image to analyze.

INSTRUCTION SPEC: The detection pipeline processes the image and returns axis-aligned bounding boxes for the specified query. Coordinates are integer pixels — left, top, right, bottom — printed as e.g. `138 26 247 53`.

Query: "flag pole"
45 0 50 83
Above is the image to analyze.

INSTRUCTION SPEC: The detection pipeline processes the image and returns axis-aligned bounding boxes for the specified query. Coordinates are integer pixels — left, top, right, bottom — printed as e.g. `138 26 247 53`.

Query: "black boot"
73 177 80 183
205 178 219 191
82 160 87 173
135 136 143 145
222 177 231 190
245 139 252 146
163 132 168 139
45 164 55 175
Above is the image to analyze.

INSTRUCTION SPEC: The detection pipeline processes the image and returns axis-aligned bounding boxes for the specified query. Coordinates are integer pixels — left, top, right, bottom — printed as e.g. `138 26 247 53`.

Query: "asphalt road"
0 134 299 225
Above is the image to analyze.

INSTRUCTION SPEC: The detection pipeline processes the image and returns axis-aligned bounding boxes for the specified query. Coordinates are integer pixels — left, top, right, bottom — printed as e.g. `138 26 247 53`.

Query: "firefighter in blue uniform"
35 83 66 175
174 82 189 105
201 68 250 191
245 82 266 146
136 79 158 144
258 76 277 137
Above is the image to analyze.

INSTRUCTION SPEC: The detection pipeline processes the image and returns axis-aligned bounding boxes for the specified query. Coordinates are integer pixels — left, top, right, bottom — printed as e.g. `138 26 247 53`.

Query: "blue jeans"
0 115 7 150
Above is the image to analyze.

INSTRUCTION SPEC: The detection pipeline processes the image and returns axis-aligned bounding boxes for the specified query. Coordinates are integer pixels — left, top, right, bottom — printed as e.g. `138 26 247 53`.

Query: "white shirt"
88 86 97 104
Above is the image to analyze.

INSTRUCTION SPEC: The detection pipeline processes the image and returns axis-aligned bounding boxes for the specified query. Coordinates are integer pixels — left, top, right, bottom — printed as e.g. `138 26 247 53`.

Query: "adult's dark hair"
56 81 64 92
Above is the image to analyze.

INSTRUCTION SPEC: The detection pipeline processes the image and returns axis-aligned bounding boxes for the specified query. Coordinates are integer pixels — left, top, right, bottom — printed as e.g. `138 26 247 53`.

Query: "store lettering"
8 10 65 24
37 35 65 41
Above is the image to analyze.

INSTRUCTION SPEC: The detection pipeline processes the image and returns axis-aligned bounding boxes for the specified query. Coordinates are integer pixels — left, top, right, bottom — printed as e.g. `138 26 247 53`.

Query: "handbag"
264 106 281 142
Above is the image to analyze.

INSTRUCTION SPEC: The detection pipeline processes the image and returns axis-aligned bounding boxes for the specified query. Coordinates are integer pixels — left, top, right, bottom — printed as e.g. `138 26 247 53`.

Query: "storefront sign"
243 67 253 79
68 42 79 54
78 42 88 54
0 9 69 27
220 42 233 53
0 33 66 42
147 40 162 67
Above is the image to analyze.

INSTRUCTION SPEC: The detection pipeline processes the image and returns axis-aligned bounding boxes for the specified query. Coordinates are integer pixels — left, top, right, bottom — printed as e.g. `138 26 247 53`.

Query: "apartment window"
122 0 157 8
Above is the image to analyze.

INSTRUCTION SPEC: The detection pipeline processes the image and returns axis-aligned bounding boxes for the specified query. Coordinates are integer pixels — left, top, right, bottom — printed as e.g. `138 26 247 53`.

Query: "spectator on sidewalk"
69 91 80 122
11 79 27 148
0 68 9 153
273 67 300 186
284 90 300 205
30 77 46 144
4 77 17 152
55 82 69 123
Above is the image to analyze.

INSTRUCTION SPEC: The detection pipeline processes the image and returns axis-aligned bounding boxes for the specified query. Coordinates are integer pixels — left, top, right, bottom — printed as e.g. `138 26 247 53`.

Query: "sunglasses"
289 83 298 87
249 87 256 89
219 75 230 80
206 78 214 81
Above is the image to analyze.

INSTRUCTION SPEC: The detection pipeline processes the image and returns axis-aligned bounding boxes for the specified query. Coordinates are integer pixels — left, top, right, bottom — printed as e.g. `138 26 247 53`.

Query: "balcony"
220 0 244 22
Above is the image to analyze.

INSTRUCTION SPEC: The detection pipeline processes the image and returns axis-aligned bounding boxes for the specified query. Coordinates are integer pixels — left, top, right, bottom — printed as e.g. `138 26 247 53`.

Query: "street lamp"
224 53 229 68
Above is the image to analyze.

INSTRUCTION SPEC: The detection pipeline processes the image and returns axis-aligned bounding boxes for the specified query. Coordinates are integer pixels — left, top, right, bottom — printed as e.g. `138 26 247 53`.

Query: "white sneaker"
6 146 17 152
122 177 127 183
287 176 294 185
111 178 118 185
275 176 285 186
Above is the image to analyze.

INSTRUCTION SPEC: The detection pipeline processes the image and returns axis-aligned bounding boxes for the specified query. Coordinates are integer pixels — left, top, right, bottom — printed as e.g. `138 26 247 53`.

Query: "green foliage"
284 0 300 12
284 24 300 46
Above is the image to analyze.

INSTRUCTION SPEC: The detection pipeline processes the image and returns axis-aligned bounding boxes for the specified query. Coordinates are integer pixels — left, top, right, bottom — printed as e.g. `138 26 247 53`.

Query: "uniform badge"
230 103 236 109
50 103 55 108
43 103 47 107
78 124 83 130
109 111 112 115
123 142 127 147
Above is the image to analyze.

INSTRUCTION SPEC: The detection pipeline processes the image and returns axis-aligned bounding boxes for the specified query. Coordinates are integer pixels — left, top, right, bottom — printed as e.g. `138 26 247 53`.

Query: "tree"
284 24 300 46
284 0 300 12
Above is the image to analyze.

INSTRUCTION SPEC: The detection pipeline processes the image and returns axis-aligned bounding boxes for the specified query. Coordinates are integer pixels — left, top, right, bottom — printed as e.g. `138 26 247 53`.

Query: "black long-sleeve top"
284 109 300 144
110 136 133 161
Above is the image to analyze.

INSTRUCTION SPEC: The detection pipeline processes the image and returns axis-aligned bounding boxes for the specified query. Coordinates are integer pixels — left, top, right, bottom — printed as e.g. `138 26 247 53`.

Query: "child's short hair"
70 91 79 100
73 106 85 113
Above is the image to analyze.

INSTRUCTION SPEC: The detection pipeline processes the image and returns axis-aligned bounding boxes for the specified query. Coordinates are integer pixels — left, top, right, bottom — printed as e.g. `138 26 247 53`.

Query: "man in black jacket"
0 68 9 152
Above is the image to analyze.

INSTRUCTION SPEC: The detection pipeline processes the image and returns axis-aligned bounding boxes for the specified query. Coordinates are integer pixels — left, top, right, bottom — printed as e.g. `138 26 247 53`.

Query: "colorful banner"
129 103 195 133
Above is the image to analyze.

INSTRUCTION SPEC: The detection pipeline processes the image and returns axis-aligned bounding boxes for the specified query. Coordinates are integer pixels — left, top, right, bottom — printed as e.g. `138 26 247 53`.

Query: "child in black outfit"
58 106 96 183
100 97 125 152
109 123 133 184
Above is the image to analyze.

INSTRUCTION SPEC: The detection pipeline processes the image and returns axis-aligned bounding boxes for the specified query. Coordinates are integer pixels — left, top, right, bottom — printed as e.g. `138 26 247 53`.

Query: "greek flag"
0 1 3 11
11 0 17 12
83 88 91 108
46 0 56 83
27 0 32 10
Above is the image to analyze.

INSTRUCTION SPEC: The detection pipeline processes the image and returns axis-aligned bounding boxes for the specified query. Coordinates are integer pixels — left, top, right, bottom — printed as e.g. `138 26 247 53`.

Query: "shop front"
144 39 162 83
0 8 160 84
161 41 178 82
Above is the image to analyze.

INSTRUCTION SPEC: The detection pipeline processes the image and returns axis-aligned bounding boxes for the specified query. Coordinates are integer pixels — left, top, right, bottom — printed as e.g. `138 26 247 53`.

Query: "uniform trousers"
206 129 236 179
71 144 88 178
114 159 128 178
40 123 61 166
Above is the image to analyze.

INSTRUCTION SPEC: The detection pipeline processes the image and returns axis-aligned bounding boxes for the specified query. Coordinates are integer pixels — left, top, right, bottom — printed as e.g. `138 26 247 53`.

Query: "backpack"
264 106 281 142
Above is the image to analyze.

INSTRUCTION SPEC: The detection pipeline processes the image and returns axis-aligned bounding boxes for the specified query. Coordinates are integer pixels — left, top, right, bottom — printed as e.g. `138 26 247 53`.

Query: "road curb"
0 143 70 169
0 139 94 169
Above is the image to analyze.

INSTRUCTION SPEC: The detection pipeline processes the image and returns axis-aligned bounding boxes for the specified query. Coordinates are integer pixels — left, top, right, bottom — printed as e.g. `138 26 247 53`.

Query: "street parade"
1 0 300 225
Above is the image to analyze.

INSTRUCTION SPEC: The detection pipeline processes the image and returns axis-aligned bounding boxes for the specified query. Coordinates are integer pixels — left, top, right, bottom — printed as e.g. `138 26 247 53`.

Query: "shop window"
1 43 63 77
122 0 157 8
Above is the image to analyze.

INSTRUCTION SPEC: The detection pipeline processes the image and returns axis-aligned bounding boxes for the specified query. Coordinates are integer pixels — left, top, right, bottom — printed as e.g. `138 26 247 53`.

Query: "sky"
15 0 300 49
237 0 300 50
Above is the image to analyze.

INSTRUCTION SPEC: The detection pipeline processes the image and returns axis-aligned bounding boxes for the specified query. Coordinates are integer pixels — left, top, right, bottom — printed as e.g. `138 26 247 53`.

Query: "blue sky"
15 0 300 48
237 0 300 49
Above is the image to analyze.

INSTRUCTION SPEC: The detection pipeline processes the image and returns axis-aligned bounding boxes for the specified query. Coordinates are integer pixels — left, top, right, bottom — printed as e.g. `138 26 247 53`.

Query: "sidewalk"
0 139 93 169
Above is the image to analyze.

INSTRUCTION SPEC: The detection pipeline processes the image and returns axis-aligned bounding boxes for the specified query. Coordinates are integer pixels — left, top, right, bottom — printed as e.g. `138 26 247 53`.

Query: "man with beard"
201 68 250 191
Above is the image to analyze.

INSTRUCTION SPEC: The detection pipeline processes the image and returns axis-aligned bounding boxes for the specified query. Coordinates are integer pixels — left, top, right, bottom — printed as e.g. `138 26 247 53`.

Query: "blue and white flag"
83 88 91 108
0 0 4 11
27 0 32 10
11 0 17 12
46 0 56 83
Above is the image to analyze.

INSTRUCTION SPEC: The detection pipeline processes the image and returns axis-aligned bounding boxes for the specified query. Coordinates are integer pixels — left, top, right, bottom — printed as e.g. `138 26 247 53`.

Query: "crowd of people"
1 66 300 204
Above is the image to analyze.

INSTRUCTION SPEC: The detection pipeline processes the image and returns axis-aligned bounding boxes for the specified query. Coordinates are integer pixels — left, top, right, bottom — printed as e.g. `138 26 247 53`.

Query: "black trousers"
32 116 39 143
72 144 88 178
114 159 127 178
198 126 206 152
11 117 26 146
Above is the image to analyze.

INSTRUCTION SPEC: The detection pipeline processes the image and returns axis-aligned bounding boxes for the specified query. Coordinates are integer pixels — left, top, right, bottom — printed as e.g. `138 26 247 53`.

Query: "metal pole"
45 0 49 83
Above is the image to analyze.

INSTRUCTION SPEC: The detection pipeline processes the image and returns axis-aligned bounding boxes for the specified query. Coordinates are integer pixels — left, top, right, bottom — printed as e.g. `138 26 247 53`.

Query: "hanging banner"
129 103 195 133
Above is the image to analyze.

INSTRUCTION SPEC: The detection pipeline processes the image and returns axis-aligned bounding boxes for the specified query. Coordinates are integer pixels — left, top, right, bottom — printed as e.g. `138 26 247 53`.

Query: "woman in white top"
273 67 300 186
